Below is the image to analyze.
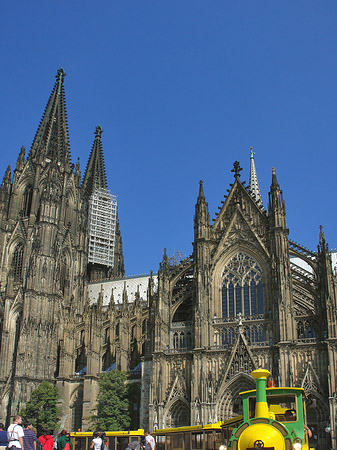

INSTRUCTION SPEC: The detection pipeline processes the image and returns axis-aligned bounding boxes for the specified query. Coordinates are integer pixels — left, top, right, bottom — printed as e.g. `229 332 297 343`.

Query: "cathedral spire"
82 125 108 199
29 68 70 166
249 147 262 205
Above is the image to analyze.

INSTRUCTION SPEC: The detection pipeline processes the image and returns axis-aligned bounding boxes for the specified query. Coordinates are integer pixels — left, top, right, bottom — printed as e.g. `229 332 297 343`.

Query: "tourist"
144 431 155 450
56 431 72 450
100 433 108 450
0 423 8 450
125 440 140 450
22 422 36 450
38 430 53 450
7 415 24 450
89 432 102 450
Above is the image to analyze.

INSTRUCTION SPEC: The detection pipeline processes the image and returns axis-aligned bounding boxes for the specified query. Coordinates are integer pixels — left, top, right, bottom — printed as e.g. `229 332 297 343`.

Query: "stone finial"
95 125 103 138
231 161 242 179
56 68 66 82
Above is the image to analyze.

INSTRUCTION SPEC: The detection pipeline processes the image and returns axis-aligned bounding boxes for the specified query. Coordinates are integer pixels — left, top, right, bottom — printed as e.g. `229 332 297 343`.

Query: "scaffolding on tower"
88 187 117 267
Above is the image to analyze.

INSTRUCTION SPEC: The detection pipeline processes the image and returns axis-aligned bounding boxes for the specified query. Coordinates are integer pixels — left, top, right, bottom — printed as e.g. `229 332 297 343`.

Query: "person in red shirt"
38 430 54 450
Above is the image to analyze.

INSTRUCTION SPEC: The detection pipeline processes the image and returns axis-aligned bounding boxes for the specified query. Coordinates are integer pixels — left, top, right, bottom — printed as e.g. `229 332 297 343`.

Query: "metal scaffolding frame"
87 187 117 267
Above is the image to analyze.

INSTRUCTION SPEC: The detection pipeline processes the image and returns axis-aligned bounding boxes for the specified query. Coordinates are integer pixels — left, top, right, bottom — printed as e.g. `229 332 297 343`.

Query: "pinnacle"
248 149 262 205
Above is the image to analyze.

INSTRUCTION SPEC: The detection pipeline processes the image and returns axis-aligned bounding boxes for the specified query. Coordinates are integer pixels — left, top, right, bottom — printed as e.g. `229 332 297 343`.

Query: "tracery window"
222 253 264 319
22 186 33 217
12 244 24 282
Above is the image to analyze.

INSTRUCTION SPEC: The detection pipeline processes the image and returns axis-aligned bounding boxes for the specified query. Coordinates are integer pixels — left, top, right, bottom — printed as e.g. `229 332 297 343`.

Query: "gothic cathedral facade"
0 70 336 450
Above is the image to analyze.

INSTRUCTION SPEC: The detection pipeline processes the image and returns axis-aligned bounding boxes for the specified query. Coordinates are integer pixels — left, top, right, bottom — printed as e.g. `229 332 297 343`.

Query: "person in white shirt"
144 431 155 450
7 415 24 450
89 432 102 450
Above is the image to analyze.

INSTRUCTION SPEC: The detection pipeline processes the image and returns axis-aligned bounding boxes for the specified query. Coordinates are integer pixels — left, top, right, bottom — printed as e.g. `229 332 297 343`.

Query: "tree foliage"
93 370 131 430
20 381 60 435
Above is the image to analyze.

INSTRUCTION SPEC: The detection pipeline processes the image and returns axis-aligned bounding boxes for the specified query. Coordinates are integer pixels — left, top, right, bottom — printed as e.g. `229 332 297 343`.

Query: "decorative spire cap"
56 68 66 83
271 167 279 186
95 125 103 139
231 161 242 179
198 180 204 198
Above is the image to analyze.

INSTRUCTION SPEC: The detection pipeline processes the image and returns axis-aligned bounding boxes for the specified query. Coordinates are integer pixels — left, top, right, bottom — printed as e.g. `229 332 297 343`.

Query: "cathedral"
0 69 336 450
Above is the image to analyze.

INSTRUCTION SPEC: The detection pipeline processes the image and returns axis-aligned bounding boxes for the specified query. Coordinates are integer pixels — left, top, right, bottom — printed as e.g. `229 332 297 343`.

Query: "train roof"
240 386 305 396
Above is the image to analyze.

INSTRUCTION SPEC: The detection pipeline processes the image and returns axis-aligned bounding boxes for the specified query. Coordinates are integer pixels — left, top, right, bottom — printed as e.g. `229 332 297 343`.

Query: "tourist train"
71 368 312 450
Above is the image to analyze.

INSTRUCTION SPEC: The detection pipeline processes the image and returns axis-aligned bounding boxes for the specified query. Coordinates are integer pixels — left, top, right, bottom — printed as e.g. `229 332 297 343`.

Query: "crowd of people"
0 415 73 450
0 414 156 450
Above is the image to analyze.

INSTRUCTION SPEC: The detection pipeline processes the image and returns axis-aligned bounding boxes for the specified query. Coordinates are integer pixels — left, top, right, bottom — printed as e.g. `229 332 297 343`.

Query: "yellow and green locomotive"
229 369 312 450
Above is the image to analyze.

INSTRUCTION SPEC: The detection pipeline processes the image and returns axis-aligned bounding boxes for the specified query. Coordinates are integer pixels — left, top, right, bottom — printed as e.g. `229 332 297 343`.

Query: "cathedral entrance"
167 400 190 427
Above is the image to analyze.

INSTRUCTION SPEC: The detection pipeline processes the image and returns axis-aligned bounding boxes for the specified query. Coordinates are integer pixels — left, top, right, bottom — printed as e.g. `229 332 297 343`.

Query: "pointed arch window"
221 253 264 319
12 244 24 282
22 186 33 217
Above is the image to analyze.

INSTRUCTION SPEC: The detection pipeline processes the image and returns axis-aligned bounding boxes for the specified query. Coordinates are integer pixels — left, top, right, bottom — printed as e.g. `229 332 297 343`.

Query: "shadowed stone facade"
0 70 336 450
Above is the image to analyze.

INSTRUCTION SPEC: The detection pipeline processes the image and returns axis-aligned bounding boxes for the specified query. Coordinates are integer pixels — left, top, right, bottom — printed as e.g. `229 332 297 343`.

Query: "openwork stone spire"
29 68 70 165
82 125 108 199
249 147 262 205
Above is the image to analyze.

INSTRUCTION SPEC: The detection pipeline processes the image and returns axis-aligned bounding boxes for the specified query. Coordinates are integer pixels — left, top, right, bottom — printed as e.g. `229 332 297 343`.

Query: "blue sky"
1 1 337 276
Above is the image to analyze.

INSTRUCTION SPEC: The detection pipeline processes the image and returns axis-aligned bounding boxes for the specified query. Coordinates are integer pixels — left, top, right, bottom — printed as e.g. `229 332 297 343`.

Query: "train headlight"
293 439 302 450
219 445 227 450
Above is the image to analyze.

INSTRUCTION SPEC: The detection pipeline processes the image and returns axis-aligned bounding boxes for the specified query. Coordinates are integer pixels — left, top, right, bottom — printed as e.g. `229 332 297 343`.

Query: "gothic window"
115 323 119 338
221 327 236 345
22 186 33 217
297 320 317 339
222 253 264 319
12 244 24 282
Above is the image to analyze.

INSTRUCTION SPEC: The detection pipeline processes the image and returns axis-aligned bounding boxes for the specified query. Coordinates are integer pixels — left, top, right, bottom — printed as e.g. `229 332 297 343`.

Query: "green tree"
20 381 60 435
93 370 131 430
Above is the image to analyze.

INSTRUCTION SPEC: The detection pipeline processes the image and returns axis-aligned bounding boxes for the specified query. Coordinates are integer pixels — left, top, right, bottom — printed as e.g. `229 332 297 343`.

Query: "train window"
117 438 129 450
214 431 223 447
108 437 116 450
172 433 183 450
191 433 203 450
156 435 166 450
205 432 214 450
248 395 297 421
184 433 190 450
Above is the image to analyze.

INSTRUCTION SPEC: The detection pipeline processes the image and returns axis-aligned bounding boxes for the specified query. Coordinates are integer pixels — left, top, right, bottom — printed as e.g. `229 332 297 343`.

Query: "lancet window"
222 253 264 319
22 186 33 217
12 244 24 282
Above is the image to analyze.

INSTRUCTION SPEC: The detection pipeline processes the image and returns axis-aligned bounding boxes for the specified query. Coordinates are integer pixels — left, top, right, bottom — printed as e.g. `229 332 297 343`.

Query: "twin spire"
82 125 108 199
28 68 108 197
29 68 70 165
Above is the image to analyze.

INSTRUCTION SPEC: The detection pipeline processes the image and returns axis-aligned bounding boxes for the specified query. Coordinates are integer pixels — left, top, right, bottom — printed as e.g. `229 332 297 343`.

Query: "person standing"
0 423 8 450
144 431 155 450
22 422 36 450
89 432 102 450
7 415 24 450
38 429 53 450
56 431 72 450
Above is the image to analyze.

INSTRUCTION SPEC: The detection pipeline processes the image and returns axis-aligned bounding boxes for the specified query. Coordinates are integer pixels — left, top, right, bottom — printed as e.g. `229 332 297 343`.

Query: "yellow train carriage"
153 417 243 450
70 429 145 450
